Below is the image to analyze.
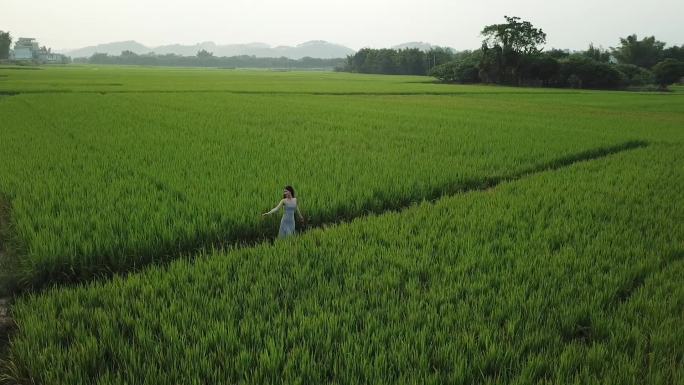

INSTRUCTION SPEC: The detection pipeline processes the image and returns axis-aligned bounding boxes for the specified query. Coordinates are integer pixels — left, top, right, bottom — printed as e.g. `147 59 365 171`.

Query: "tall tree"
546 48 570 59
0 31 11 60
425 47 454 70
481 16 547 55
480 16 547 84
397 48 426 75
663 45 684 61
612 34 665 68
345 48 433 75
196 49 214 58
583 43 611 63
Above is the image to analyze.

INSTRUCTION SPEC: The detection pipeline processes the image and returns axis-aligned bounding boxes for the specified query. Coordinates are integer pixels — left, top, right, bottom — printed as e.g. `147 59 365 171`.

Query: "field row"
3 90 675 290
4 144 682 385
0 66 594 94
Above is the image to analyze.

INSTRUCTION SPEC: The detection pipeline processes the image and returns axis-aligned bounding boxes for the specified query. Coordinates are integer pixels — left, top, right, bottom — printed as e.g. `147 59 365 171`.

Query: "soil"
0 298 10 335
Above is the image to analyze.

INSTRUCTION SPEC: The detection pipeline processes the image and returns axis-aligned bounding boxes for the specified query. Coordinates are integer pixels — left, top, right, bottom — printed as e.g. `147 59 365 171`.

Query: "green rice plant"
0 67 682 290
0 65 589 94
3 144 682 385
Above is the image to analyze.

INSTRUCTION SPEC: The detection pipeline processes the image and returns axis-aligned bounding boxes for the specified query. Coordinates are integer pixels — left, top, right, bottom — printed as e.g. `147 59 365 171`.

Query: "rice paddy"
0 65 682 384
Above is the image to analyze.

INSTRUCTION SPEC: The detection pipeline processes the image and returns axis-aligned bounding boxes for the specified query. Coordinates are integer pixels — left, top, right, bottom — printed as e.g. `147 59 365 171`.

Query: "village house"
10 37 68 63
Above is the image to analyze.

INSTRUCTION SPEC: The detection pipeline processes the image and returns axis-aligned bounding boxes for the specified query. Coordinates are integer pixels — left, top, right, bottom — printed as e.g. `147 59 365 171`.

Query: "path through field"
0 197 13 358
0 299 9 336
0 298 10 367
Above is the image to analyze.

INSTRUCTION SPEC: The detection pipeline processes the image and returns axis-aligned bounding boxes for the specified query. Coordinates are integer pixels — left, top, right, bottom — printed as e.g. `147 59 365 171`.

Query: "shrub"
652 59 684 90
558 56 626 89
429 60 480 83
615 64 654 87
519 55 560 86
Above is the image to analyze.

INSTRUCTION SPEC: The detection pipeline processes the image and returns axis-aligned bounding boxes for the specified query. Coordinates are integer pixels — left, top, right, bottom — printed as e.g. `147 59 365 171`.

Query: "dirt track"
0 298 9 334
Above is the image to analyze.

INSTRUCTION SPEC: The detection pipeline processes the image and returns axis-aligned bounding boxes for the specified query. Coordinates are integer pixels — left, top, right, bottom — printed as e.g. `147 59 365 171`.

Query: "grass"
0 195 20 296
3 144 682 385
3 67 681 289
0 65 651 94
0 66 682 384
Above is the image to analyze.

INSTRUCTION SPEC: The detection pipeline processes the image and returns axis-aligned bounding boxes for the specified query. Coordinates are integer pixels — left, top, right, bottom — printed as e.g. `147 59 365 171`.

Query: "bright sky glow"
2 0 682 51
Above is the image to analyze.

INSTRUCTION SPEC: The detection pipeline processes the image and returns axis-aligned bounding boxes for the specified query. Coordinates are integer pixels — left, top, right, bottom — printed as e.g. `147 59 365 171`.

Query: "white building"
11 38 68 63
13 47 33 60
13 38 39 61
40 52 67 64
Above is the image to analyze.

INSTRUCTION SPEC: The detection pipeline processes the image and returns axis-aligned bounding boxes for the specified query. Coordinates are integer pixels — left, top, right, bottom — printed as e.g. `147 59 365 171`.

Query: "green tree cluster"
612 34 665 68
342 17 684 90
83 52 345 69
437 19 683 90
0 31 12 60
343 47 452 75
653 59 684 89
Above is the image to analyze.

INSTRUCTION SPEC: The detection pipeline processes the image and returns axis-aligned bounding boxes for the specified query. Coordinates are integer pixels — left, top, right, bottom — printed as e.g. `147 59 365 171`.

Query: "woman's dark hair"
283 185 295 198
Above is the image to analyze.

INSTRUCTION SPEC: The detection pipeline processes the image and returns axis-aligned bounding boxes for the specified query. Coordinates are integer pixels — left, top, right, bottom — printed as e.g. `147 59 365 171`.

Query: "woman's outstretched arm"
296 203 304 221
263 199 284 216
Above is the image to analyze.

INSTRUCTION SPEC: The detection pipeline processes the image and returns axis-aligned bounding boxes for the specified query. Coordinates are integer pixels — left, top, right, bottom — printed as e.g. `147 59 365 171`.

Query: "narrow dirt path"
0 195 15 358
0 298 10 335
0 297 12 377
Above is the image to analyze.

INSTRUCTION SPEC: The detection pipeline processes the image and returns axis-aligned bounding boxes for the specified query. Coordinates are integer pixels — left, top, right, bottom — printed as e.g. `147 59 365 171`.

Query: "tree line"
0 31 12 60
78 50 345 69
339 47 455 75
342 16 684 90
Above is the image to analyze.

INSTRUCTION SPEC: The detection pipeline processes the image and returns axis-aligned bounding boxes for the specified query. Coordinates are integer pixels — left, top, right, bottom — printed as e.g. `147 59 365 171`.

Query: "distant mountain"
63 40 152 58
61 40 355 59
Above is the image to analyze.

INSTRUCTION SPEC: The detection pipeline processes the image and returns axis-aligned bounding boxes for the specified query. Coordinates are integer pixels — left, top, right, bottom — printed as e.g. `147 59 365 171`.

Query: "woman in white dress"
262 186 304 238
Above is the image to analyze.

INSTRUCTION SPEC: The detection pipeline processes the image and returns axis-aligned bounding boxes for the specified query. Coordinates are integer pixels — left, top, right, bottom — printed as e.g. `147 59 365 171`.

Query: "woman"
262 186 304 238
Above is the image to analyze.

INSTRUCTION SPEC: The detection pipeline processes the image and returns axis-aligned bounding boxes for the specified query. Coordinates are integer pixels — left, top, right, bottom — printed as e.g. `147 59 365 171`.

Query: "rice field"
1 67 681 289
0 65 683 384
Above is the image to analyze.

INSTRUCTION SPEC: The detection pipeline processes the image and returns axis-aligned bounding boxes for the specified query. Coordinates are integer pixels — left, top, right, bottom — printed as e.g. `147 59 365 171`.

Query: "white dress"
266 198 298 238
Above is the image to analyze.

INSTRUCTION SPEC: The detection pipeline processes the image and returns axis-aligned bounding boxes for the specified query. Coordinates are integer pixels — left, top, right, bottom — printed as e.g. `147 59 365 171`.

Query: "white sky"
2 0 682 51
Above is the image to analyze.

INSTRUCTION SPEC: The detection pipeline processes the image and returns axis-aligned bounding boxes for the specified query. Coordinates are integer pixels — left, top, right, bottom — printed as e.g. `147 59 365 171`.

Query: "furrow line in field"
557 250 684 364
6 89 680 97
0 195 17 359
609 248 684 308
